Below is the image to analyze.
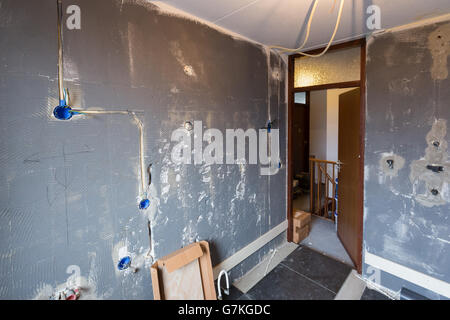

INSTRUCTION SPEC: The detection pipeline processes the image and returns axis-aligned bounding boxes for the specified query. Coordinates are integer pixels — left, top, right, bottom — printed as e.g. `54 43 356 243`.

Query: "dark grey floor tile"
222 285 245 300
245 264 335 300
238 293 253 300
361 288 390 300
280 245 351 294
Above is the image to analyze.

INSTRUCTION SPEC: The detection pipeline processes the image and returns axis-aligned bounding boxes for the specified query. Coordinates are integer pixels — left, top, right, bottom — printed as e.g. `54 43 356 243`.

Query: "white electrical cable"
71 108 147 195
57 0 64 102
54 0 148 208
270 0 319 55
131 112 146 196
70 109 132 115
269 0 345 58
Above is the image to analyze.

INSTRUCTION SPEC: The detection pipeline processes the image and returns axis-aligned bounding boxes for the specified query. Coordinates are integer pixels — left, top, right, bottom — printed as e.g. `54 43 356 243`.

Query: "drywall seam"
380 13 450 34
148 1 264 47
212 220 288 279
365 251 450 298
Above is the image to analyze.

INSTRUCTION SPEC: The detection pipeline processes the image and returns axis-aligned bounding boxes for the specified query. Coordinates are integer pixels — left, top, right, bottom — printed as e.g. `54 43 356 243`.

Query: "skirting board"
365 251 450 298
213 220 288 279
233 241 298 293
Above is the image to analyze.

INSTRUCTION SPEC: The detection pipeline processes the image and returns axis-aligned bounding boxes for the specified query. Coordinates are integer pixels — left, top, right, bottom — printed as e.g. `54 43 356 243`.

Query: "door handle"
336 160 342 172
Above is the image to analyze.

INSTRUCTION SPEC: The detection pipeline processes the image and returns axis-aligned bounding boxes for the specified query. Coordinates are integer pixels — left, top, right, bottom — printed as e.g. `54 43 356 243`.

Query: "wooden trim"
198 241 216 300
150 241 217 300
293 81 361 93
287 54 295 242
309 158 337 164
150 263 162 300
357 38 367 274
290 38 363 60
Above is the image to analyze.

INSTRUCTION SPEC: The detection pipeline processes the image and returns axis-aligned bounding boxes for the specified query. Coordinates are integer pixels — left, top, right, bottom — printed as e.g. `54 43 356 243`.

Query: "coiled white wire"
269 0 345 58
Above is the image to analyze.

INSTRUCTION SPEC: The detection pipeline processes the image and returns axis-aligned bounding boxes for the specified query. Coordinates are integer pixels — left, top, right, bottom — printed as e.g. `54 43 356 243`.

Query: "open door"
337 88 362 271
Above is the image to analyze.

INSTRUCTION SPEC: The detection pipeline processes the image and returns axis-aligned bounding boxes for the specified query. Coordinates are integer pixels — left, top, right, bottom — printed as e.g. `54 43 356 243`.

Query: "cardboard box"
293 211 311 244
293 225 310 244
293 210 311 229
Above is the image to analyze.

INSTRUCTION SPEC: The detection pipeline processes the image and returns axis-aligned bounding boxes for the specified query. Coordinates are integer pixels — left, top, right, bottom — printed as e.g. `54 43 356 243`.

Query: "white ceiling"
152 0 450 50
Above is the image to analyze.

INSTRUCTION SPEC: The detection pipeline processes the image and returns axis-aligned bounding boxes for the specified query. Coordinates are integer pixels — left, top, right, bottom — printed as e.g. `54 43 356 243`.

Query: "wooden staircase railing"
309 158 337 221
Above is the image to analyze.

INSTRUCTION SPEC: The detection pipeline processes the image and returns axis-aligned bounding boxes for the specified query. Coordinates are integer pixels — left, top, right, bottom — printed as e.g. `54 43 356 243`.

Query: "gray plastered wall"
363 19 450 299
0 0 286 299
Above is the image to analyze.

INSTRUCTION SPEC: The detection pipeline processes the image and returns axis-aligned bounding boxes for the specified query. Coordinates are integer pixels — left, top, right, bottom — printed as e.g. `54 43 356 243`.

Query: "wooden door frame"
287 38 366 273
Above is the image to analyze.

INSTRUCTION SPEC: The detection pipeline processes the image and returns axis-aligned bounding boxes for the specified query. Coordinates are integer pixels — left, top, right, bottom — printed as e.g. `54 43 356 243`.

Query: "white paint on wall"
309 90 327 161
309 88 356 163
326 88 355 162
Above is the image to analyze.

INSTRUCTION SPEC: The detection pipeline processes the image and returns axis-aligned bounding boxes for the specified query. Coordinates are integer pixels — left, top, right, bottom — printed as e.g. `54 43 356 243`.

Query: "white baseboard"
233 241 298 293
365 251 450 298
213 220 288 279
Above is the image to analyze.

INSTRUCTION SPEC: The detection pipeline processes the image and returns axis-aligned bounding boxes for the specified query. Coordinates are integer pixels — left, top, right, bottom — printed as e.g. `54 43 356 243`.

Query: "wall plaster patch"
379 153 405 177
428 23 450 80
410 119 450 207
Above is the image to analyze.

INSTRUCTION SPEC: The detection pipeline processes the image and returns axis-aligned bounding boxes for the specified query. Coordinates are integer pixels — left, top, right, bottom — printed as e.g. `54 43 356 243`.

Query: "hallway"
293 195 353 266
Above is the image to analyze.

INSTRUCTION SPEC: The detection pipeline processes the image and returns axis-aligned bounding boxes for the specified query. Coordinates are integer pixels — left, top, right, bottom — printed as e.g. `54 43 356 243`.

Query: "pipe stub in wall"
53 101 73 120
139 199 150 210
117 256 132 271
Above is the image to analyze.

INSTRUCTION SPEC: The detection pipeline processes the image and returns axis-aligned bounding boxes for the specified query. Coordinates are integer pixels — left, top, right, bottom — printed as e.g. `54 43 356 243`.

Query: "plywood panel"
161 259 204 300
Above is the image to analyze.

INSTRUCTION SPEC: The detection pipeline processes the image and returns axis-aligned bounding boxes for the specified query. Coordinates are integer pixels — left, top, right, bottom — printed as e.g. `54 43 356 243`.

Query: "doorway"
292 92 310 202
287 39 366 273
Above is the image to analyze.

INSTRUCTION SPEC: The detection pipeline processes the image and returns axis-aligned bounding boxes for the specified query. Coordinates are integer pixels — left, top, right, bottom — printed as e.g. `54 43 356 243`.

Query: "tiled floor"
360 287 391 300
227 245 352 300
293 194 353 266
223 245 392 300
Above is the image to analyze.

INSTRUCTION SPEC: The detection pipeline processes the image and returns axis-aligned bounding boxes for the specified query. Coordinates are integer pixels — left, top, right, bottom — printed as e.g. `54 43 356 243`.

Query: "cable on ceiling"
269 0 345 58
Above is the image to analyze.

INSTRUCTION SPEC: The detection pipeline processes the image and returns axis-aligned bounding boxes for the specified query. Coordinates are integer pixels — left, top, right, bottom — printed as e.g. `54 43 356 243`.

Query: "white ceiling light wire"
270 0 319 54
269 0 345 58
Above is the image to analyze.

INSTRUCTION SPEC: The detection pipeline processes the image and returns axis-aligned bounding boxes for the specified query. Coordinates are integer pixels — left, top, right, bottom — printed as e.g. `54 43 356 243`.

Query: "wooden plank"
150 262 162 300
150 241 216 300
161 259 204 300
162 242 203 273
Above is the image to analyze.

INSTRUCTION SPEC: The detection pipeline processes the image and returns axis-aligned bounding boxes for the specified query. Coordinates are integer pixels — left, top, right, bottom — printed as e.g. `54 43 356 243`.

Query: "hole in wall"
386 159 394 169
